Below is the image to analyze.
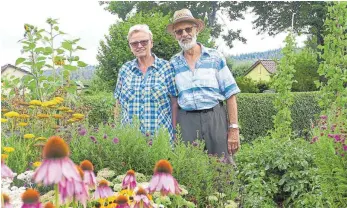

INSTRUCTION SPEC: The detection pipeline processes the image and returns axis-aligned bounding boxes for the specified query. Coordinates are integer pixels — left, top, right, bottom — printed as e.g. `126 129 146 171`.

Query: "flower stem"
54 183 59 207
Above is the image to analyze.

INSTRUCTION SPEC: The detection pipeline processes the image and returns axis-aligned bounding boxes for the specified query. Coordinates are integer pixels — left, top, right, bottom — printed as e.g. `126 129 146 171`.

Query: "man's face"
173 22 198 51
128 31 153 58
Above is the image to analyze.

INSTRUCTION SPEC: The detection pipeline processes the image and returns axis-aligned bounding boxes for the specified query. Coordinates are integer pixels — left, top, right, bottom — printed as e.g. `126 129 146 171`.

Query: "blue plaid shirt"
170 44 240 110
114 54 178 139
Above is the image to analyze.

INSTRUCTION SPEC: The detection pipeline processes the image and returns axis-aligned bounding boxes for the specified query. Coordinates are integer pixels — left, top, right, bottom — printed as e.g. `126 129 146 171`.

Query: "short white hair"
127 24 153 40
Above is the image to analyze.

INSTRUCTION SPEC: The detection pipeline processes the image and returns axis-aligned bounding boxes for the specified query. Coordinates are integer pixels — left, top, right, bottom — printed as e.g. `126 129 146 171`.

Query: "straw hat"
167 9 205 34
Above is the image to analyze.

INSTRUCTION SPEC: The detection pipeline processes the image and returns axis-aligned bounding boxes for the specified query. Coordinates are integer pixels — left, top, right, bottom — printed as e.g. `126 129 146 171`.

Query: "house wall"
245 64 271 82
1 66 28 79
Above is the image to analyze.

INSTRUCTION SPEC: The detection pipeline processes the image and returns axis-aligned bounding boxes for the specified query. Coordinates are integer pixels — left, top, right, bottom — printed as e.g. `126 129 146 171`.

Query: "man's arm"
170 96 178 130
226 95 240 155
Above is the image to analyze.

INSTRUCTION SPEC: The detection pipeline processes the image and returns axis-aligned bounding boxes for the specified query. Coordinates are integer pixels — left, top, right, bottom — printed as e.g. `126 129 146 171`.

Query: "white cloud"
0 1 307 67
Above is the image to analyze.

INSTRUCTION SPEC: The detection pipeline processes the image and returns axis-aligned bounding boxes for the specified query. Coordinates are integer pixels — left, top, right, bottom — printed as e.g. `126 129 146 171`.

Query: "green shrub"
235 77 259 93
235 136 326 207
237 92 321 142
80 91 321 143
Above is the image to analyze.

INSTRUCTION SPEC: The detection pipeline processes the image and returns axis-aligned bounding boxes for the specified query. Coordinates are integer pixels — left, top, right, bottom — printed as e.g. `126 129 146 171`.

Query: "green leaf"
37 56 46 62
28 42 36 50
34 47 45 53
15 58 26 66
76 46 86 50
62 41 73 51
54 26 59 31
63 65 78 71
56 48 64 54
77 61 87 67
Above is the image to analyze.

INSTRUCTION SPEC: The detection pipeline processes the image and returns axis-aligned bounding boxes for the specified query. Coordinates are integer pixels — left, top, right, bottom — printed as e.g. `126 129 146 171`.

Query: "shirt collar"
130 53 160 71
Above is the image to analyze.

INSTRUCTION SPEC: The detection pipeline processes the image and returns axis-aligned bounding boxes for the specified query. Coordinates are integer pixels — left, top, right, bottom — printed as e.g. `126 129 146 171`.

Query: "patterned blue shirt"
170 44 240 110
114 54 178 139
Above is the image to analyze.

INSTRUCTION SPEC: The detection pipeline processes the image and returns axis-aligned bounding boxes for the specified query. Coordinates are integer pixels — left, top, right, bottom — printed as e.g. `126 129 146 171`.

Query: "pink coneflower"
343 145 347 151
43 202 54 208
122 169 137 190
133 187 152 208
1 159 15 179
94 180 114 199
80 160 96 188
90 136 97 143
115 195 130 208
59 166 88 208
113 137 119 144
78 128 87 136
21 189 42 208
148 159 181 196
2 193 13 208
103 134 108 139
33 136 80 185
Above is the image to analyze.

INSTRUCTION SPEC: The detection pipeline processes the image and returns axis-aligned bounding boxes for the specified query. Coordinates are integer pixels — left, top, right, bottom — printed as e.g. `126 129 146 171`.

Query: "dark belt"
179 102 223 113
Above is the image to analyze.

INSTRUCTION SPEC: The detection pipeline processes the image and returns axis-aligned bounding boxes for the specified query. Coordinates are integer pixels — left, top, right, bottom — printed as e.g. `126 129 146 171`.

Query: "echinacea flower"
122 170 137 190
1 159 15 179
113 137 119 144
29 100 42 106
24 134 35 139
21 189 42 208
133 187 152 208
43 202 54 208
19 122 29 127
59 166 88 208
148 159 181 195
33 136 80 185
94 180 114 199
2 193 13 208
80 160 96 188
78 128 87 136
115 195 130 208
3 147 15 153
4 111 20 118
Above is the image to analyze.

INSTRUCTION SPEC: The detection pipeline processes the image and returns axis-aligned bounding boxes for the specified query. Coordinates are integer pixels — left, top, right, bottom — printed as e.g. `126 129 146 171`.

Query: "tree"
292 48 319 92
243 1 328 48
96 12 213 91
99 1 247 48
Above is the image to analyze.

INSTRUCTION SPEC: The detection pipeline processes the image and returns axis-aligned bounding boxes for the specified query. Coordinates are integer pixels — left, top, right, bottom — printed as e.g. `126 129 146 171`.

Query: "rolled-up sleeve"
216 55 241 99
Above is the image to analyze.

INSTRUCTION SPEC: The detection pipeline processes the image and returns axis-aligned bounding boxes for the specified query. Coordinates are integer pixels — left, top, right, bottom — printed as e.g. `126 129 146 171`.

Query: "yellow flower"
1 108 9 113
24 134 35 139
1 154 9 160
72 113 84 120
52 114 63 119
29 100 42 106
19 122 28 127
35 137 47 141
33 161 42 167
1 118 8 123
54 97 64 103
37 114 49 119
4 111 20 118
3 147 15 153
41 100 57 107
19 114 30 119
67 118 78 123
29 105 35 109
66 110 74 113
58 107 70 111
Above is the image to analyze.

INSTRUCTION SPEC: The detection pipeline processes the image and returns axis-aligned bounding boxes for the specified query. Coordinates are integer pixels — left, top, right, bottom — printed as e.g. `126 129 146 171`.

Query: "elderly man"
168 9 241 157
114 24 178 141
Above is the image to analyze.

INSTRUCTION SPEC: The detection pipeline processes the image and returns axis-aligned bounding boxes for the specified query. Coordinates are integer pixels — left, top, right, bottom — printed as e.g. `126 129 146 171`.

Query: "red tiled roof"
245 59 277 75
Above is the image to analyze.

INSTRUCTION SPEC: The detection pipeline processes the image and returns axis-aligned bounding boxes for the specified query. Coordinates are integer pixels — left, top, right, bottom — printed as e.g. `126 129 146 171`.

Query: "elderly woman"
114 24 178 141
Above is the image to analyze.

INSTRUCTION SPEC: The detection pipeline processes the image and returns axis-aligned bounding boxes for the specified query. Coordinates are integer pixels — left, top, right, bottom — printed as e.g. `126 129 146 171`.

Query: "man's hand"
228 128 240 155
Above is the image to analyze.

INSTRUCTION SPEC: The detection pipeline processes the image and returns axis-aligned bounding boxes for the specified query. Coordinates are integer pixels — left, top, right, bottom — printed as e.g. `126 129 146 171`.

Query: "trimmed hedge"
81 91 321 142
237 92 321 142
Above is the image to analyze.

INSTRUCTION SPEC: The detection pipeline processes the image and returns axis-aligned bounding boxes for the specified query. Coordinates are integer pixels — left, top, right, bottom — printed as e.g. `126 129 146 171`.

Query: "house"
1 64 32 79
244 60 277 82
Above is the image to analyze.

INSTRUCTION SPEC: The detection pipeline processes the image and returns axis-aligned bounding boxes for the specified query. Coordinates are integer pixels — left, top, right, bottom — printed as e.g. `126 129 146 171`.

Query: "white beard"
178 35 197 51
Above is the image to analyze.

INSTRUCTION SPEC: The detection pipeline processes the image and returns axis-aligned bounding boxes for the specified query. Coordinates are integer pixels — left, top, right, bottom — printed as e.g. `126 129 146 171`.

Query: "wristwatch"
228 124 239 129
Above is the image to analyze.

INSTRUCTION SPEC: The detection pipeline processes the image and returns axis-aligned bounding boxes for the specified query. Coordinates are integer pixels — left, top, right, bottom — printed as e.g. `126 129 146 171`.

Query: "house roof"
244 59 277 76
1 64 32 75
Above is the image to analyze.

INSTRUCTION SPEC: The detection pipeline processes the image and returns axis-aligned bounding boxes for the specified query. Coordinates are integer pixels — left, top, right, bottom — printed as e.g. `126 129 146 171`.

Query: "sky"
0 1 307 67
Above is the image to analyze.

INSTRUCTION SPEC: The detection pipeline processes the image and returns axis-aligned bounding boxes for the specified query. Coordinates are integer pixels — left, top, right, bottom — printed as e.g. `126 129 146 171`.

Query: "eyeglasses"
174 26 195 36
129 40 150 48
